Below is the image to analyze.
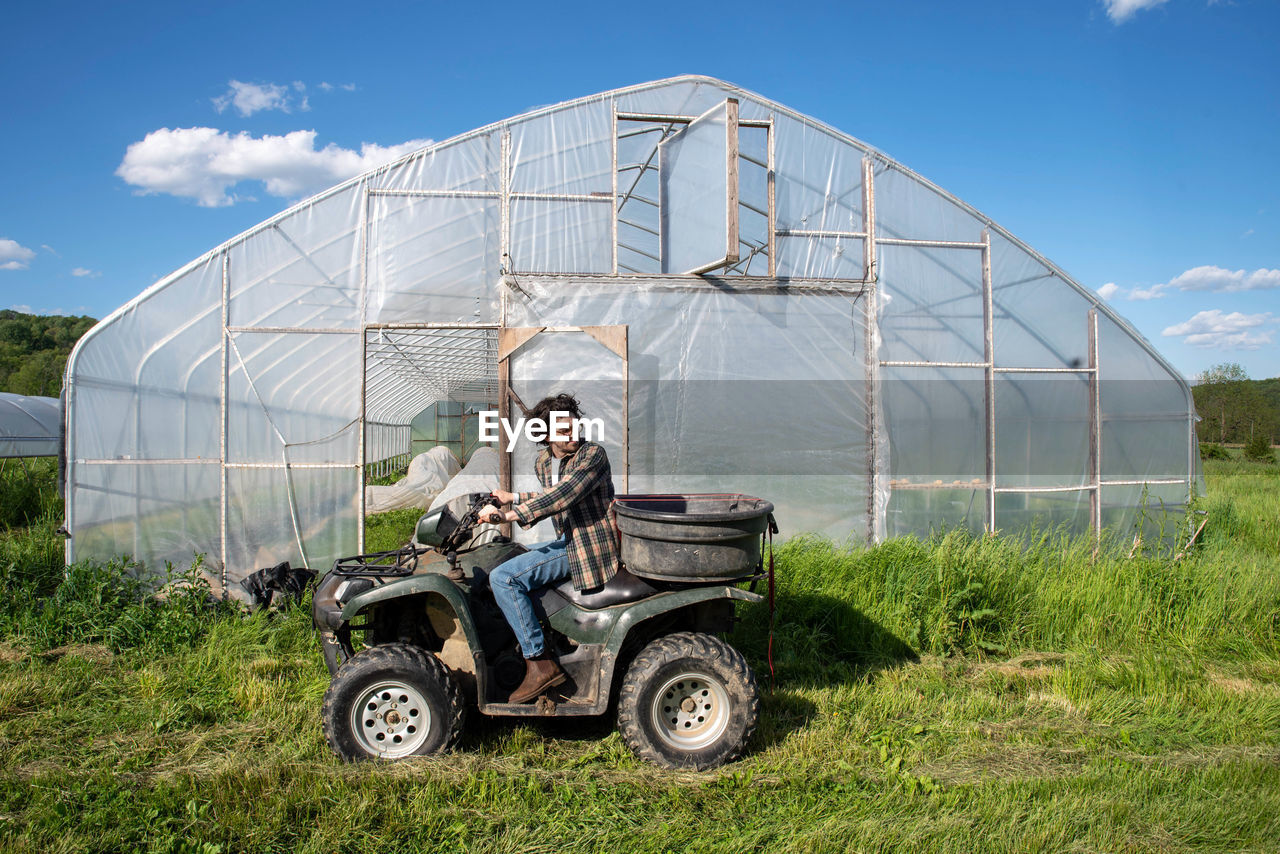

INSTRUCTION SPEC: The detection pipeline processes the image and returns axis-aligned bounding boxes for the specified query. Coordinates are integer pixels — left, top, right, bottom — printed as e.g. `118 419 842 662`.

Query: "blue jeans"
488 539 570 658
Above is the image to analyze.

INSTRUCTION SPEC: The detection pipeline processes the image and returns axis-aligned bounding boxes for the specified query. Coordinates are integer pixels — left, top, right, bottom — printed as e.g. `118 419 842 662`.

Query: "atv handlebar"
434 492 505 553
463 492 506 527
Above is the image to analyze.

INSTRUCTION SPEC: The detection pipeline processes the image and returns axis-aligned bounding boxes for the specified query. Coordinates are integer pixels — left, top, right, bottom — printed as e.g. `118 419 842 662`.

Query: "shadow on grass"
736 591 918 686
459 712 618 755
732 592 918 751
452 591 917 760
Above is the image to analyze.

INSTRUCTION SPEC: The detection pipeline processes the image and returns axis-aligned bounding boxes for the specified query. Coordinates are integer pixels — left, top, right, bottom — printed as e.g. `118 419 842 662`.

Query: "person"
478 393 618 704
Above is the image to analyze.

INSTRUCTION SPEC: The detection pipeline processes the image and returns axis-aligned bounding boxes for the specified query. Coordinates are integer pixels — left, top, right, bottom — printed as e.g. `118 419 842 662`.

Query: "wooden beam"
581 325 628 359
497 353 513 538
498 326 544 361
725 98 740 266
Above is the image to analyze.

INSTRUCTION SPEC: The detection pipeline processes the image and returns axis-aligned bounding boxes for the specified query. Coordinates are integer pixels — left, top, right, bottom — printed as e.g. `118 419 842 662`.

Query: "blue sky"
1 0 1276 380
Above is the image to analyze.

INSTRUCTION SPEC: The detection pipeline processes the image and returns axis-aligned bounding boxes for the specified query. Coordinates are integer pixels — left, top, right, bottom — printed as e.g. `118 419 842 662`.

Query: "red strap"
766 523 775 687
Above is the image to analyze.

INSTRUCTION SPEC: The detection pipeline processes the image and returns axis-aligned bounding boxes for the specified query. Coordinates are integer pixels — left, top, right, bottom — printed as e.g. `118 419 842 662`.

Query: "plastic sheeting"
363 446 460 515
428 446 500 513
64 76 1198 596
505 278 873 545
0 393 60 458
660 102 734 274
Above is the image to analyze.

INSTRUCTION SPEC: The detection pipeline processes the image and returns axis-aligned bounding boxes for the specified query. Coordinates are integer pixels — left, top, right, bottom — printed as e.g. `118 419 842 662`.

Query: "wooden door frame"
496 325 629 533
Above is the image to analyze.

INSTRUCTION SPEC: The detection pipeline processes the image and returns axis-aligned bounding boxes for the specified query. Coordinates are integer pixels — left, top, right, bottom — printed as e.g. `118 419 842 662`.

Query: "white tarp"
428 446 499 513
363 446 460 515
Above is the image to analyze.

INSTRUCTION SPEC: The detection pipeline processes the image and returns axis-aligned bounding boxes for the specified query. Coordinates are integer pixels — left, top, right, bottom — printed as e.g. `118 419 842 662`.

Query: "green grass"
1 455 1278 852
363 508 424 553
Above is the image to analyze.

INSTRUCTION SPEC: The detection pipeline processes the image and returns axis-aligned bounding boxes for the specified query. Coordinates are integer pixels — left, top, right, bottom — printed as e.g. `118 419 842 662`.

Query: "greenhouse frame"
64 76 1200 596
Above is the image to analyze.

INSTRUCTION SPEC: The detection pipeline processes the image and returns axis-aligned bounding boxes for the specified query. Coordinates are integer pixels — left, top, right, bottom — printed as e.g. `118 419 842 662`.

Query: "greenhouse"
63 76 1199 596
0 393 60 459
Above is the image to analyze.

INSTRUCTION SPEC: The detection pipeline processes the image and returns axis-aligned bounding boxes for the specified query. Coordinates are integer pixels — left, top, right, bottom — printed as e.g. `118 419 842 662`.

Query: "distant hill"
0 310 97 398
1192 374 1280 445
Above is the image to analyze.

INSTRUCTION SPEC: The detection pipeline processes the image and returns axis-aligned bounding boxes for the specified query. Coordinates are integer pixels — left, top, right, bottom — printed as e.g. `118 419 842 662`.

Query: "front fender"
340 574 482 653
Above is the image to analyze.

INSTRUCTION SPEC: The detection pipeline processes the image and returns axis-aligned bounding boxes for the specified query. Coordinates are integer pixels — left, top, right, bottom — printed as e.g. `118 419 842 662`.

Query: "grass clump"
0 457 234 654
0 555 234 654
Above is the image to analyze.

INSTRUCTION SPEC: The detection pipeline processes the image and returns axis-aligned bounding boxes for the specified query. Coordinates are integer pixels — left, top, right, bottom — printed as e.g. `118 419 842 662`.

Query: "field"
0 454 1277 852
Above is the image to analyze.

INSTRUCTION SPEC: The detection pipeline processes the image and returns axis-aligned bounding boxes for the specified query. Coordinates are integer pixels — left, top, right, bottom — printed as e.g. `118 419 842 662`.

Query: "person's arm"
512 445 607 527
477 457 544 523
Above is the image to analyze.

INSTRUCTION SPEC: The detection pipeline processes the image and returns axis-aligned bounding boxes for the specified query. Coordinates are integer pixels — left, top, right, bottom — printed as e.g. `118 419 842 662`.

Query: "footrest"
480 699 599 717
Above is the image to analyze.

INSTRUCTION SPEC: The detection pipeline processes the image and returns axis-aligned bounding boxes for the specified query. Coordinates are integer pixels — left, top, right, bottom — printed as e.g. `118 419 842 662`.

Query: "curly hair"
526 392 583 445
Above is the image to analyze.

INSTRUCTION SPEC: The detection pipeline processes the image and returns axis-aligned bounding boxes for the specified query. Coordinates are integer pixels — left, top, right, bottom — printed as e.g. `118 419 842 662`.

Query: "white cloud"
1165 265 1280 293
1129 283 1169 300
9 305 33 313
1112 265 1280 300
213 80 310 116
1096 282 1120 300
71 267 100 278
116 127 432 207
1162 309 1274 350
1103 0 1170 23
0 238 36 271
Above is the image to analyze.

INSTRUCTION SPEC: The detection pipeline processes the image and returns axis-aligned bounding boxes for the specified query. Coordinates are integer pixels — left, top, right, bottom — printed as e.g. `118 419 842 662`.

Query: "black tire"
322 643 465 761
617 632 759 770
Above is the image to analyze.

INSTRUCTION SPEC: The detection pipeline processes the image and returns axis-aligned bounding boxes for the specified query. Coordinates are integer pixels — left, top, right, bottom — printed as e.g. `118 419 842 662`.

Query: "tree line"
0 310 97 398
1192 362 1279 446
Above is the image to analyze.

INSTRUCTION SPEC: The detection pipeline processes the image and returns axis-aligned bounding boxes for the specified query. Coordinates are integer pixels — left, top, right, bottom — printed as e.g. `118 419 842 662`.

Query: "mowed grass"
0 455 1277 852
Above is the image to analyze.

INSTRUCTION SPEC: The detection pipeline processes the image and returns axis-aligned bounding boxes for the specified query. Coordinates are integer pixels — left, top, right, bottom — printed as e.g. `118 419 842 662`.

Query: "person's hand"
478 504 510 525
490 489 517 505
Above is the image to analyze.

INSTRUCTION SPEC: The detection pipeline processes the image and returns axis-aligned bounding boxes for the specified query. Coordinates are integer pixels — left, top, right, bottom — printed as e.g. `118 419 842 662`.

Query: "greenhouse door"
497 325 629 518
360 325 500 544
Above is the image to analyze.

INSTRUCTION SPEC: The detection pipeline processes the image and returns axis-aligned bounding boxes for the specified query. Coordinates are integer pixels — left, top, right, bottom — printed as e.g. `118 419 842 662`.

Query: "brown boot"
508 655 566 704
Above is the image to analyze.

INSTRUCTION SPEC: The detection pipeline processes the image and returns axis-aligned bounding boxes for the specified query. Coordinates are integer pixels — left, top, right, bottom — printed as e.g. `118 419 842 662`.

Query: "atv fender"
340 575 484 663
599 586 762 656
537 585 763 714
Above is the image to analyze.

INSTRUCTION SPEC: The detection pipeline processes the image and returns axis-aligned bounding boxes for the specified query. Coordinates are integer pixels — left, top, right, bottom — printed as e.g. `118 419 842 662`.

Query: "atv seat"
537 565 658 615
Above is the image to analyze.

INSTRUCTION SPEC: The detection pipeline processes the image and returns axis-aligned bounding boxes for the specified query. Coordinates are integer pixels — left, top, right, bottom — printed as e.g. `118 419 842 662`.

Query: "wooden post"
725 98 740 267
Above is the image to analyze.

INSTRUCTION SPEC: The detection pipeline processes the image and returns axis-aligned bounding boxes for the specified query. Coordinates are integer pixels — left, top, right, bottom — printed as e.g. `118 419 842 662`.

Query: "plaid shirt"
513 441 618 591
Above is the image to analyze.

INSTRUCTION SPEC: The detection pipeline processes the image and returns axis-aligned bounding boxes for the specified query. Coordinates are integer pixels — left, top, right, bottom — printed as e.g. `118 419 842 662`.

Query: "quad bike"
312 491 777 770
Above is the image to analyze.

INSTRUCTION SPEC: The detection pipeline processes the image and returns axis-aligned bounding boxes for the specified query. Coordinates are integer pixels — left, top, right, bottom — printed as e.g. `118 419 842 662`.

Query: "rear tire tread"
617 631 759 770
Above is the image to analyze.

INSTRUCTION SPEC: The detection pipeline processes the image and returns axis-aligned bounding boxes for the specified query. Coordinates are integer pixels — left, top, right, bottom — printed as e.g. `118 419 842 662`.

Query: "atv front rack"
329 544 426 577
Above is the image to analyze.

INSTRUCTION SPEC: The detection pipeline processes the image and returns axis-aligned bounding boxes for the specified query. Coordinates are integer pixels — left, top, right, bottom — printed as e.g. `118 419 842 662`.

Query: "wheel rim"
650 670 731 752
349 680 433 758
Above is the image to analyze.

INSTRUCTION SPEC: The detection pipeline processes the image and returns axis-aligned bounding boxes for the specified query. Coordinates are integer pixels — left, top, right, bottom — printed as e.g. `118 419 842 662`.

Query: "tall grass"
0 457 234 653
734 520 1279 680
